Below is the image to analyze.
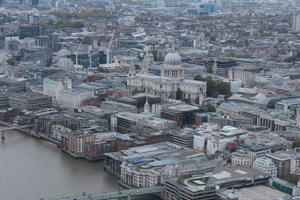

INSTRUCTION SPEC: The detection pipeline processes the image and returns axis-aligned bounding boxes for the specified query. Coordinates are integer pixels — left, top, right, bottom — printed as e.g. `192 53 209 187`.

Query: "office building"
160 104 199 128
8 92 52 110
253 157 277 177
116 112 176 134
18 25 41 39
101 101 138 113
267 150 300 178
43 77 94 108
164 166 269 200
292 13 300 32
32 0 39 6
232 150 252 167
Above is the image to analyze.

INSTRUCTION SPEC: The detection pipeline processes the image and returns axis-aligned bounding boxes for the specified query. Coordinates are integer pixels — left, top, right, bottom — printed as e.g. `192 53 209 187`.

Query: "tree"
206 65 213 73
50 10 115 20
194 75 231 98
293 138 300 148
6 59 17 66
205 103 216 112
282 174 300 185
132 88 144 95
97 67 107 73
87 75 101 82
168 92 176 99
56 20 84 29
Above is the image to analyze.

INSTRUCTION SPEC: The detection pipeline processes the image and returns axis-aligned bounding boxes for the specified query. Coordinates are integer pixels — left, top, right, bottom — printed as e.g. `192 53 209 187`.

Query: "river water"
0 130 119 200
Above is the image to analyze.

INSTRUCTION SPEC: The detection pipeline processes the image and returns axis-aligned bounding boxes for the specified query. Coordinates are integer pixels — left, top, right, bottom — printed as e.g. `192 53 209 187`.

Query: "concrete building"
270 178 300 196
275 98 300 112
43 78 64 98
120 150 208 188
58 88 94 108
43 77 94 108
209 113 253 129
240 143 272 161
221 185 286 200
116 93 161 113
60 130 132 160
56 57 74 72
51 124 71 142
116 112 176 134
160 104 199 128
258 112 290 132
267 150 300 178
104 142 223 179
297 108 300 128
8 92 52 110
61 129 96 158
35 113 85 137
18 25 41 39
228 68 255 87
164 166 269 200
232 150 252 167
101 100 138 113
292 13 300 32
168 128 196 149
253 157 277 177
193 124 248 156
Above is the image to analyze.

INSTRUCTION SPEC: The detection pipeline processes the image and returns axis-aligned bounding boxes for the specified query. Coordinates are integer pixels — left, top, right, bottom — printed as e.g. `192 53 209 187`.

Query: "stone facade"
127 52 206 104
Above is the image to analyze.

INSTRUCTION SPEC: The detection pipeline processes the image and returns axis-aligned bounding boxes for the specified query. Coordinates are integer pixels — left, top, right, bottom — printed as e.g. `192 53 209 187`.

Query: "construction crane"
88 30 115 69
106 30 116 65
75 31 91 68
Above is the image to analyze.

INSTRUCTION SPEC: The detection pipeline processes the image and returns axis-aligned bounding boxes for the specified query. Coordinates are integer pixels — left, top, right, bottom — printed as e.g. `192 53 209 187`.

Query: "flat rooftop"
116 112 151 121
167 104 199 112
8 92 51 101
267 150 300 161
208 166 266 185
234 185 286 200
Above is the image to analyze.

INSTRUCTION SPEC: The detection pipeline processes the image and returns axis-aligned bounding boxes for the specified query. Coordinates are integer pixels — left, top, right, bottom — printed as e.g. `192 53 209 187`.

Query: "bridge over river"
51 186 163 200
0 125 34 139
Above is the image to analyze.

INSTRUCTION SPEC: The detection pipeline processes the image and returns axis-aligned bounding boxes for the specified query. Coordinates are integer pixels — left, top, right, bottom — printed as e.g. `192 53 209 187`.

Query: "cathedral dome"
164 52 182 66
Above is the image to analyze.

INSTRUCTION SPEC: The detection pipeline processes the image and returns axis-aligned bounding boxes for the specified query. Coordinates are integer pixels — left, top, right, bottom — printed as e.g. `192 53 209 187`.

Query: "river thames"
0 130 119 200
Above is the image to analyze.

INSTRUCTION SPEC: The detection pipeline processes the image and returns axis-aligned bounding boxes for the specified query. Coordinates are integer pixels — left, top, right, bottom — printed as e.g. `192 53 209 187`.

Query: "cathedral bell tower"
128 65 136 78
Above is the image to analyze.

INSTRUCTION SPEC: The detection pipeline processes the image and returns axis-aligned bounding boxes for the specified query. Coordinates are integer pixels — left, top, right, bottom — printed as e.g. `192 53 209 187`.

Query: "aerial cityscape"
1 0 300 200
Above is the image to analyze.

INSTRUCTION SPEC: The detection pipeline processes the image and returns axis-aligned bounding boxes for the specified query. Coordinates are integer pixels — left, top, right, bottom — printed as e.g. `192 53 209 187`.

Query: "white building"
43 77 94 108
275 98 300 111
253 157 277 177
43 78 64 98
292 13 300 32
232 150 252 167
297 108 300 128
291 154 300 174
127 52 206 104
51 125 71 141
228 68 254 87
58 88 94 108
56 58 74 72
193 124 248 156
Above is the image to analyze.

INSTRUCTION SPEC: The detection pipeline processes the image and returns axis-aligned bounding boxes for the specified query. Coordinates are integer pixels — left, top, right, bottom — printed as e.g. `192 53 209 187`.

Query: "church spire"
128 65 136 78
213 58 218 74
144 97 150 113
141 46 153 75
